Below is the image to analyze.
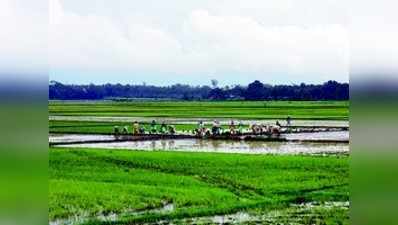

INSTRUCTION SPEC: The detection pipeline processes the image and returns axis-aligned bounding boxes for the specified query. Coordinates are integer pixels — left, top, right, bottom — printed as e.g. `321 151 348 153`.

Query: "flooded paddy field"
51 134 347 155
56 139 348 155
286 130 348 141
49 134 115 144
50 131 349 155
49 100 349 225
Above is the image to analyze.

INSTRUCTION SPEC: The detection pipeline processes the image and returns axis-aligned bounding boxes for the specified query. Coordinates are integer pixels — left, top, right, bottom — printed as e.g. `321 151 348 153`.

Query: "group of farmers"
113 120 176 136
114 116 292 136
196 116 291 137
195 120 245 136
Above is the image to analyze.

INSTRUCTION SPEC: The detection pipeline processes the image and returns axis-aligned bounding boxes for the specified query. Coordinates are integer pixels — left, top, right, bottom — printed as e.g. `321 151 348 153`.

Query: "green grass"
49 148 349 224
49 100 349 120
48 100 349 224
49 100 348 134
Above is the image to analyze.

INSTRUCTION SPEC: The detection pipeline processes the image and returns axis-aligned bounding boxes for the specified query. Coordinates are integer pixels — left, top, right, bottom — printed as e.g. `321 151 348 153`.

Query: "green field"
49 100 348 134
49 100 349 224
49 100 349 120
49 148 349 224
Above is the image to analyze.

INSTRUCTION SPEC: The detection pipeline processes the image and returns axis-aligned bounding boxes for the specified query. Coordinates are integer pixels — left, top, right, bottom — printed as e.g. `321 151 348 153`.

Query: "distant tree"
208 88 226 100
245 80 266 100
227 85 245 99
211 79 219 88
49 80 348 101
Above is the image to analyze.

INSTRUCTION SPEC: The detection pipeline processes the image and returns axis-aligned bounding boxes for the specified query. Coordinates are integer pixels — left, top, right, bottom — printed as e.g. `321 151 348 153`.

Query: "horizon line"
49 79 349 87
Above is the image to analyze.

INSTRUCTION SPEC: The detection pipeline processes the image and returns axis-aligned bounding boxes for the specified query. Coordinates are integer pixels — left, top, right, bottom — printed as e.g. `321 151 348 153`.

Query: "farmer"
150 120 157 134
212 120 220 135
238 121 244 134
160 122 167 134
139 125 146 134
286 116 292 126
250 123 256 134
132 121 140 135
198 120 204 129
194 120 206 136
229 120 236 135
113 126 120 135
198 120 205 133
168 125 176 134
122 126 129 134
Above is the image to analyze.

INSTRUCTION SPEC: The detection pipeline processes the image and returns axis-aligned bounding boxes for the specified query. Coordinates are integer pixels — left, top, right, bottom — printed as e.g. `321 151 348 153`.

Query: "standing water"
52 132 349 155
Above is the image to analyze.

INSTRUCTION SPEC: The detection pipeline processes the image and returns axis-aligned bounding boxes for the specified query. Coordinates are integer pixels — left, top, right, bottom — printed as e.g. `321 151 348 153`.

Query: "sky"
1 0 397 86
49 0 349 86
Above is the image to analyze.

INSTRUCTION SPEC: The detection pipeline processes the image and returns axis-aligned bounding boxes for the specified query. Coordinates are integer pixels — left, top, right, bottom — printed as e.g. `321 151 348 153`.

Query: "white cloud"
0 0 47 76
183 10 348 78
3 0 397 84
349 0 398 76
49 0 349 84
50 0 183 72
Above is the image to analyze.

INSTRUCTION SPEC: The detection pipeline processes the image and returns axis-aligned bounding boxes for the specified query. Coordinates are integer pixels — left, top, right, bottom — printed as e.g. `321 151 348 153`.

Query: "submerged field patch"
52 136 348 155
50 131 349 155
49 100 349 224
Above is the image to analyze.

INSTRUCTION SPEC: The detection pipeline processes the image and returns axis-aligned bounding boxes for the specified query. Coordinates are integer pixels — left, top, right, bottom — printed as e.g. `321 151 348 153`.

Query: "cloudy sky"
2 0 397 85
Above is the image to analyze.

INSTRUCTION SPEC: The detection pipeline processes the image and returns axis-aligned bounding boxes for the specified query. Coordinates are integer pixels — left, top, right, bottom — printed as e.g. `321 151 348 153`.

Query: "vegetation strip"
49 101 349 120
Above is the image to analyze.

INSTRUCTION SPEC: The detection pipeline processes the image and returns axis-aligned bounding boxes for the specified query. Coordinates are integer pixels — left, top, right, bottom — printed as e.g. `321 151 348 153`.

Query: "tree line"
49 80 348 100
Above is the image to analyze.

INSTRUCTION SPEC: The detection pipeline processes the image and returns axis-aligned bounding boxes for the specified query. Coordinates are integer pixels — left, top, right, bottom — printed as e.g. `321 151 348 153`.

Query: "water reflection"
58 138 348 155
168 140 176 149
52 131 349 155
150 140 156 149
